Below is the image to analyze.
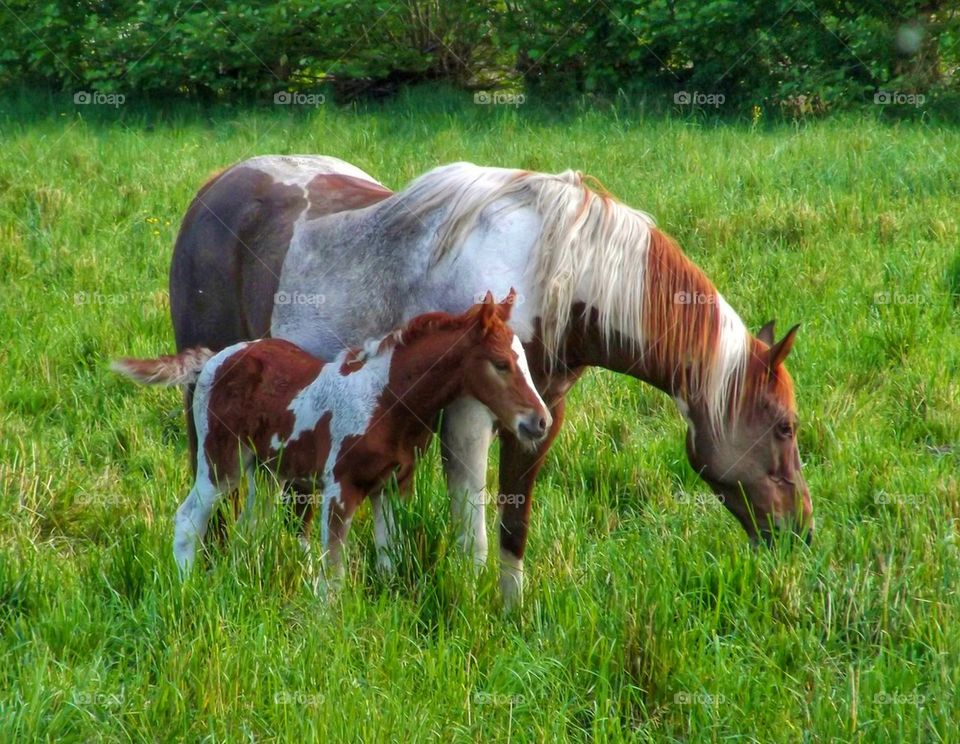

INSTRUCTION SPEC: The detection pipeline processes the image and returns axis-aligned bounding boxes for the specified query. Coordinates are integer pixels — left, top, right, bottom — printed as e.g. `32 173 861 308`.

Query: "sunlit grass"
1 87 958 740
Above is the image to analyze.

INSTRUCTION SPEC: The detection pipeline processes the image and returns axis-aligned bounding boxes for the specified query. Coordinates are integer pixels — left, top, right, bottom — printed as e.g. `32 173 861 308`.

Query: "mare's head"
684 321 813 545
460 290 552 446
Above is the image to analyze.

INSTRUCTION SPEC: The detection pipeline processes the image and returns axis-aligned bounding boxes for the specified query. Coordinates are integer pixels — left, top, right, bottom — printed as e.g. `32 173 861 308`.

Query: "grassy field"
1 87 958 741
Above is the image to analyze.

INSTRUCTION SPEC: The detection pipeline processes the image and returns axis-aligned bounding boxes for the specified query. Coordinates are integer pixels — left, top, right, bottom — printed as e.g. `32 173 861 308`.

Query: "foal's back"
195 338 396 481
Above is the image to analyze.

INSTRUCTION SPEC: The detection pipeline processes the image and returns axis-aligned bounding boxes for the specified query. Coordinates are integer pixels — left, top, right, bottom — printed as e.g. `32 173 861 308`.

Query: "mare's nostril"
537 417 547 434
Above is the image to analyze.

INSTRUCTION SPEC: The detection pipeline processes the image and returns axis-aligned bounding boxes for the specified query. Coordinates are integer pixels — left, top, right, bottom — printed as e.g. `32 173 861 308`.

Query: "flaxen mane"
382 163 754 431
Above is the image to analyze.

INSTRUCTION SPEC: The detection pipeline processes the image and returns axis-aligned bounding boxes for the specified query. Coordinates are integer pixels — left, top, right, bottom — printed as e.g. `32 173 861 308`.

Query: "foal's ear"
767 323 800 370
757 319 776 347
497 288 517 321
478 292 498 332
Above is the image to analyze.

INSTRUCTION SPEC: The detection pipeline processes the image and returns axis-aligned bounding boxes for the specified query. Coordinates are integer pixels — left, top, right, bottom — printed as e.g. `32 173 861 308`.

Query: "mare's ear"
768 324 800 371
497 288 517 322
757 320 776 347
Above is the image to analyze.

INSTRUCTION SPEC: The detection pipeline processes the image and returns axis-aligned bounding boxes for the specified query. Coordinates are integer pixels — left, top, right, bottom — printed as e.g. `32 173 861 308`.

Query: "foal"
113 291 550 590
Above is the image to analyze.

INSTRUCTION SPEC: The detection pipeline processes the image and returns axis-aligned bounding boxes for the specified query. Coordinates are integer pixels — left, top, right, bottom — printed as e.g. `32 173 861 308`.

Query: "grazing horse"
170 155 814 608
114 294 549 590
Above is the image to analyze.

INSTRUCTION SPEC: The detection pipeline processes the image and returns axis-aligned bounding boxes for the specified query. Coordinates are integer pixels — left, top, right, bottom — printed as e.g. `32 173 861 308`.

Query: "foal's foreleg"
315 478 357 597
440 397 496 570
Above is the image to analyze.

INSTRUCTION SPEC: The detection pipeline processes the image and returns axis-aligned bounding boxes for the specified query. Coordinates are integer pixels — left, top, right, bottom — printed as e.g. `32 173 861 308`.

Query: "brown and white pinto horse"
170 156 814 608
114 294 549 590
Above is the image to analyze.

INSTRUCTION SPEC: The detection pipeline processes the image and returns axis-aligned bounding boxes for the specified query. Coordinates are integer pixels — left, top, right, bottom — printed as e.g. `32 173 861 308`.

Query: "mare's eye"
493 359 511 373
775 421 794 440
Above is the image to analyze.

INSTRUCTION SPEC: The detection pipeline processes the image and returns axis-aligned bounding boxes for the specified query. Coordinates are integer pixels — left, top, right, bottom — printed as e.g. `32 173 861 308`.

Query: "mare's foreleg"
498 394 568 611
440 397 496 570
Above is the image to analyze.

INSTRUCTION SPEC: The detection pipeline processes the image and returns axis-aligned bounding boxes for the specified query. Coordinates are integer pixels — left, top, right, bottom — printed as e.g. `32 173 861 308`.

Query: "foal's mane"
354 305 505 363
382 162 756 430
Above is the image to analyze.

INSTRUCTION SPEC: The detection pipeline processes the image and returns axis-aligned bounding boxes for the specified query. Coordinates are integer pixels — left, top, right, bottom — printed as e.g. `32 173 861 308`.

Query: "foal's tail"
111 347 216 386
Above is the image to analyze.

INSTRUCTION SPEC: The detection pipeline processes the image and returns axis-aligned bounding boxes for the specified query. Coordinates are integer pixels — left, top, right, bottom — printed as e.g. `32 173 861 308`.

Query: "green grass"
1 86 958 741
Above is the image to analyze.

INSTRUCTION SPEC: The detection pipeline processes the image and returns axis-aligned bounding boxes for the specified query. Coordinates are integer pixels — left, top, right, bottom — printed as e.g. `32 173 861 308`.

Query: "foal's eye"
493 359 511 373
775 421 794 440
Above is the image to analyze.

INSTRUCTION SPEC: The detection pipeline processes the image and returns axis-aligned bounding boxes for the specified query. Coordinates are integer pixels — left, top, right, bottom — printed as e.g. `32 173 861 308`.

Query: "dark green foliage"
1 1 956 110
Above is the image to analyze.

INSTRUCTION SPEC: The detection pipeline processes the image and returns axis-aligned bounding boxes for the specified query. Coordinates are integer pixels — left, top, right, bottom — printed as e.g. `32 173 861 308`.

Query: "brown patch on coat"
305 173 393 220
170 167 307 351
202 339 325 483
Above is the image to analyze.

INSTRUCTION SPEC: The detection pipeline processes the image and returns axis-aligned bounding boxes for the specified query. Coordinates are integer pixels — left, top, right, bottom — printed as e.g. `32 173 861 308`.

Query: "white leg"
298 534 322 595
440 397 495 570
499 547 524 612
173 475 222 576
371 492 398 576
321 481 348 585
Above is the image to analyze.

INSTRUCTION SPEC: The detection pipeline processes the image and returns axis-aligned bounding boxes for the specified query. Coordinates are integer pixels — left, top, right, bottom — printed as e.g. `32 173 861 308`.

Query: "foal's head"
460 290 552 446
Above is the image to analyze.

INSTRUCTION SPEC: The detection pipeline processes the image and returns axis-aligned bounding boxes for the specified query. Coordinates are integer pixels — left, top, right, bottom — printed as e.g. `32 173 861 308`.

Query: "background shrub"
0 1 956 111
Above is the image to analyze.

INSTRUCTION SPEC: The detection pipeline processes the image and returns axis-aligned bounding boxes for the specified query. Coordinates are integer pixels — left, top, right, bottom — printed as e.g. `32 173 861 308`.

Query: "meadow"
1 88 958 741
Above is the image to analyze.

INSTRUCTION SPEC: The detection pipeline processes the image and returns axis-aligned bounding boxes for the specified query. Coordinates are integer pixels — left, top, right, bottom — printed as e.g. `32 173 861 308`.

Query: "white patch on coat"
245 154 384 189
279 347 394 469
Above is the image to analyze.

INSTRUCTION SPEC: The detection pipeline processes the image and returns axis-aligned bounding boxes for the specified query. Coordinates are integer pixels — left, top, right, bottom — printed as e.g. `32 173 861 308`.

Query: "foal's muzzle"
517 411 549 443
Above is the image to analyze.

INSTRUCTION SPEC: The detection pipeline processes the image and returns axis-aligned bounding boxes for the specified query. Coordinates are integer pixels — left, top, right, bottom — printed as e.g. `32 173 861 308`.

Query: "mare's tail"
111 347 215 386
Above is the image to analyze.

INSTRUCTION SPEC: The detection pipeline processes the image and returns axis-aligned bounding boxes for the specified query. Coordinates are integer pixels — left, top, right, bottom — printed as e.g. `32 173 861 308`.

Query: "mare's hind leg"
440 398 496 570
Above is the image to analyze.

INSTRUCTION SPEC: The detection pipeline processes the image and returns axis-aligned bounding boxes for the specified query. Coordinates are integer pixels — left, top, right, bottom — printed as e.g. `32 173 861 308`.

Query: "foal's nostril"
536 416 547 434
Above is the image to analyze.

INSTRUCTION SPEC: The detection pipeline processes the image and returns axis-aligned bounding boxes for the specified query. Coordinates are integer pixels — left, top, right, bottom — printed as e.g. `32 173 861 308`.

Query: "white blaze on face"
510 334 550 434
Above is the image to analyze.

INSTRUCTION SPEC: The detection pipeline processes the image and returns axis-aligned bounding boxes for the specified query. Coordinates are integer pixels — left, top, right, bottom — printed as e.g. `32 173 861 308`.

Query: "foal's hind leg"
173 472 226 576
370 472 410 577
440 398 496 570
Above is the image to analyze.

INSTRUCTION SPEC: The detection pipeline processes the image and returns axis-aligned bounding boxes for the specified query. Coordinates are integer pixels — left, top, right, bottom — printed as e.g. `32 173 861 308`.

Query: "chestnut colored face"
463 291 552 447
685 322 813 545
